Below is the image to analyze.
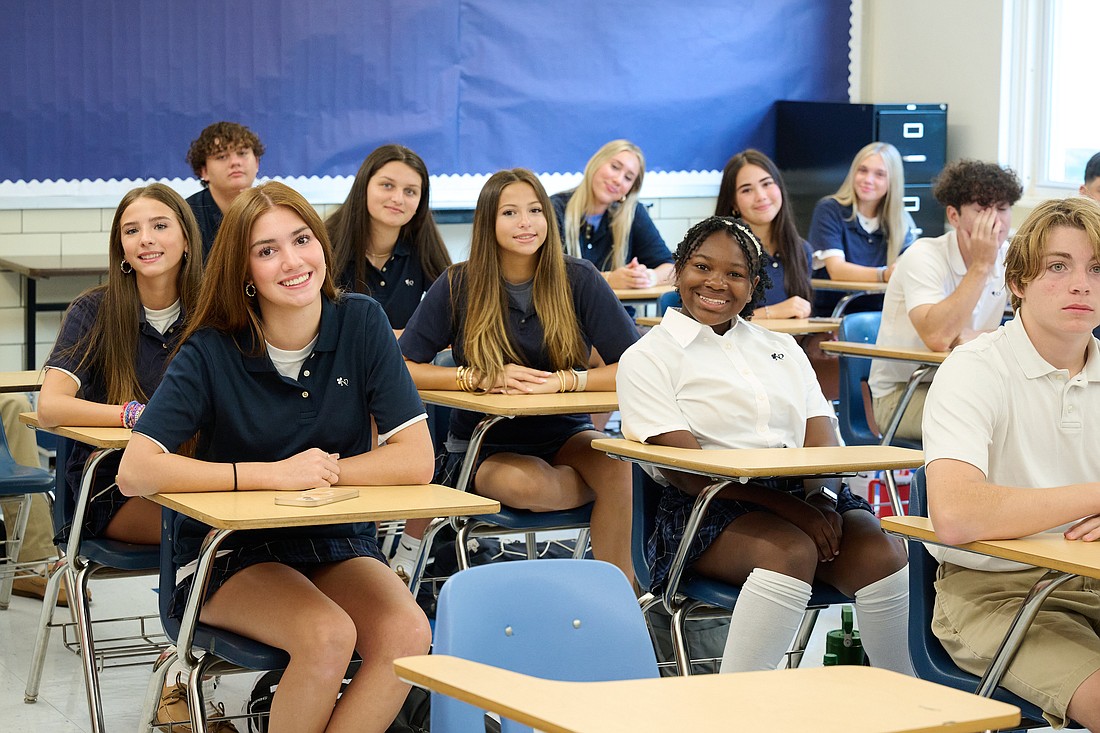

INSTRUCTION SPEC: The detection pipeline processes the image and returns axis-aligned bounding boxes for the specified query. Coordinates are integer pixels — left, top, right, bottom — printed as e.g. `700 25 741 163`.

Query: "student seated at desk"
399 168 639 581
922 198 1100 730
117 182 434 733
551 139 674 289
617 216 913 675
38 183 202 548
870 159 1022 440
808 142 916 315
326 144 452 330
716 149 813 319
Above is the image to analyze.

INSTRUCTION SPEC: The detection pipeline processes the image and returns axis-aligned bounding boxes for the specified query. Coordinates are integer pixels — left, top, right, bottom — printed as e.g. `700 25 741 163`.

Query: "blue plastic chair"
632 464 851 676
657 289 681 315
136 506 291 733
906 467 1050 729
0 420 56 609
431 559 660 732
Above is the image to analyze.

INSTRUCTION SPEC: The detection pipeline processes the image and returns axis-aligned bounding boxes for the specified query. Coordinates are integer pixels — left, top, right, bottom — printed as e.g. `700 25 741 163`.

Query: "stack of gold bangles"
456 365 487 393
554 368 589 393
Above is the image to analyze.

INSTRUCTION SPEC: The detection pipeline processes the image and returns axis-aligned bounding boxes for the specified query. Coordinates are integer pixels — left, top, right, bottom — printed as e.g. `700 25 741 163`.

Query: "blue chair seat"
79 538 160 570
161 616 290 672
466 504 592 531
681 575 849 613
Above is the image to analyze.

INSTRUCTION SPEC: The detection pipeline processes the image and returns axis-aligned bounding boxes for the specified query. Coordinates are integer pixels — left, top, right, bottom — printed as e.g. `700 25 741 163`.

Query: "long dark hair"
715 149 811 302
326 144 451 292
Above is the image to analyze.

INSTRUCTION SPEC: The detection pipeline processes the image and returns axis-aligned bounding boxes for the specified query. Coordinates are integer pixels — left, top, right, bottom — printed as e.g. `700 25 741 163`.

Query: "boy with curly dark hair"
185 121 265 260
869 159 1022 439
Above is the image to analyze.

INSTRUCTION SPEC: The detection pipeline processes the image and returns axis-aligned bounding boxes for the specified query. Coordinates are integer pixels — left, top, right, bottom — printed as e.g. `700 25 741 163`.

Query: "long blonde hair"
829 142 909 264
562 139 646 270
454 169 588 387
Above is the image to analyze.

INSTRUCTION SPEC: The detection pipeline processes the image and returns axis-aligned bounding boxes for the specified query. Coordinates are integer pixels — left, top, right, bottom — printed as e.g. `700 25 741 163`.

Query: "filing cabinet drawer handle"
903 196 921 212
902 154 927 163
903 122 924 138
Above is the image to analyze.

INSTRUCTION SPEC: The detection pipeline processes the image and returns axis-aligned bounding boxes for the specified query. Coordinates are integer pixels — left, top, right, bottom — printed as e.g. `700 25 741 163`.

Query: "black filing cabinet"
775 101 948 239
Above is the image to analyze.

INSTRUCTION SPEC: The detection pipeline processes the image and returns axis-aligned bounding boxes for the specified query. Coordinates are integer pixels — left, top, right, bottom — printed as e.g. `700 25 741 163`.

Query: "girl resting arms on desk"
117 182 434 733
617 216 913 674
326 144 452 331
716 149 813 319
551 139 674 289
38 183 202 546
399 168 639 581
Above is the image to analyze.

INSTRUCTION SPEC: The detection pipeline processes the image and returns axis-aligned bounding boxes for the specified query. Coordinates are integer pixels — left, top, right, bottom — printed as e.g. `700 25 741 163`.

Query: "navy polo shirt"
336 236 432 330
45 290 184 500
136 293 426 566
185 188 222 262
550 191 673 271
399 257 640 446
808 198 916 315
761 239 814 307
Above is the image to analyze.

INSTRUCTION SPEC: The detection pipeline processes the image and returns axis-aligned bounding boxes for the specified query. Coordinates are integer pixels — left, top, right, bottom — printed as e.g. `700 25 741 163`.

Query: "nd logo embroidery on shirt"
336 377 349 387
405 278 415 287
771 353 785 360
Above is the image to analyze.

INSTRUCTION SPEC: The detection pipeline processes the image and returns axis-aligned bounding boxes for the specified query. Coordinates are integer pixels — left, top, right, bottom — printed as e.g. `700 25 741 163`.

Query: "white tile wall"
0 195 716 370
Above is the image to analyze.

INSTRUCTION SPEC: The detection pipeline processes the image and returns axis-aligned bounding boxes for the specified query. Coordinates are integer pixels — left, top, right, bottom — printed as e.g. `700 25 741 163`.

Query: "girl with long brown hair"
399 168 639 579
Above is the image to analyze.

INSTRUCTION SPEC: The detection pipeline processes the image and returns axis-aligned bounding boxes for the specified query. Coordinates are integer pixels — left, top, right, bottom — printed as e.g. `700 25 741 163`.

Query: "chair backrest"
657 290 681 315
836 311 882 446
906 466 1048 725
431 559 659 732
631 463 662 594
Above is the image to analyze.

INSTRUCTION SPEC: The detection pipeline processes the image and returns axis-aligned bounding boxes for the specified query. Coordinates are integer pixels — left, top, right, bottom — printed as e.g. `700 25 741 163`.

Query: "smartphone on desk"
274 487 360 507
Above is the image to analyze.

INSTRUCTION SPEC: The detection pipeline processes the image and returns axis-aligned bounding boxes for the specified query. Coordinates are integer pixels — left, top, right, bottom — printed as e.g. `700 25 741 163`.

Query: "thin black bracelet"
232 462 238 492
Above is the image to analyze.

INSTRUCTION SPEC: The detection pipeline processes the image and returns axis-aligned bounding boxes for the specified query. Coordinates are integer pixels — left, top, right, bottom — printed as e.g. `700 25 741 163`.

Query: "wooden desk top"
418 390 618 415
612 284 674 301
0 370 44 392
151 485 499 531
821 341 949 364
20 412 131 449
395 655 1020 733
811 278 889 293
591 439 924 478
635 316 841 334
882 516 1100 580
0 254 109 278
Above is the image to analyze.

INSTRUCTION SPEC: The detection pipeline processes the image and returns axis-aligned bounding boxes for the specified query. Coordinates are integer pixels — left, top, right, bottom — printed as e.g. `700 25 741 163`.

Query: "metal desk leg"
975 569 1075 697
879 364 935 517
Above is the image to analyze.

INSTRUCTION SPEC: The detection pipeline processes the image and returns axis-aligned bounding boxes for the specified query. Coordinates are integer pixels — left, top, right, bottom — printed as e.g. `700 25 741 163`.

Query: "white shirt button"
302 370 310 377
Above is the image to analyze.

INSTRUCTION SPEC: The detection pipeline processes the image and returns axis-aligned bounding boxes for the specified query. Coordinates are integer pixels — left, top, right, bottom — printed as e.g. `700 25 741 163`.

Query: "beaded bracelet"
121 400 144 428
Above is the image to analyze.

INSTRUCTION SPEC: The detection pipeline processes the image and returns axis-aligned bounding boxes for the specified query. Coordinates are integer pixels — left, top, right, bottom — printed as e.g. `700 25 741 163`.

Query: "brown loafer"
11 572 69 607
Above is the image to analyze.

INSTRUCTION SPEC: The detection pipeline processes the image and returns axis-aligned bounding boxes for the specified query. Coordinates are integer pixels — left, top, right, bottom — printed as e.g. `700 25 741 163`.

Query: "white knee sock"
854 565 915 676
389 534 422 572
719 568 812 673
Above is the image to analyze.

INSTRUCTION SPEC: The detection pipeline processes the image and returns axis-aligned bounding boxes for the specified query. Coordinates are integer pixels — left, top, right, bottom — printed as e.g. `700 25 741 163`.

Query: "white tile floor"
1 571 1051 733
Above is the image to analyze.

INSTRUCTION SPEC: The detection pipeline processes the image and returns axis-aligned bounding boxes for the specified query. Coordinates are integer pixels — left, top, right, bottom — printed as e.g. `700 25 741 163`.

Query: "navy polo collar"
242 294 338 372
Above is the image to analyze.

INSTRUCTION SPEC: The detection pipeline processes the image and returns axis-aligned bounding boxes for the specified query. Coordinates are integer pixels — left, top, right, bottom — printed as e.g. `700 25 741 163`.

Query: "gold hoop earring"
244 282 257 298
120 260 133 274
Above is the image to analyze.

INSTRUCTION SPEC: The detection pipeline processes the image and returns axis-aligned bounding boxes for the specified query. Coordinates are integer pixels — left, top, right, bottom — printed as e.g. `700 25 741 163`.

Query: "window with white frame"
1039 0 1100 187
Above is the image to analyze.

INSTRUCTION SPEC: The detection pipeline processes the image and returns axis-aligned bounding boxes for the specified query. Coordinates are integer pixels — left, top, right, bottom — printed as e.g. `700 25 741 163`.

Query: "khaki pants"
0 394 56 562
870 384 929 442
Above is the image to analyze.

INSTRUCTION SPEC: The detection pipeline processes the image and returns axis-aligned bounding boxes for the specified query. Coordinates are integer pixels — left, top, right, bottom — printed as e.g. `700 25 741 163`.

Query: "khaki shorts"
933 562 1100 728
871 384 929 442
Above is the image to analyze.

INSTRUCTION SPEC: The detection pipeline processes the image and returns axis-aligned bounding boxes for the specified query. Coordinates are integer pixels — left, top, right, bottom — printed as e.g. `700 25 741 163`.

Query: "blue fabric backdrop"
0 0 849 182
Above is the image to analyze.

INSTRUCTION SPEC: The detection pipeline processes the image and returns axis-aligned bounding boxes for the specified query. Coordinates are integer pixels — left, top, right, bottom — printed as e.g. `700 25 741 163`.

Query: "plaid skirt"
647 481 873 591
167 533 386 620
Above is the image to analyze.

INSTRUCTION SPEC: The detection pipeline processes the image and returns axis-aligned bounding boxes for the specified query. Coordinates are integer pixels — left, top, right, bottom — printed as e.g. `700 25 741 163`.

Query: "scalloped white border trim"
0 170 722 210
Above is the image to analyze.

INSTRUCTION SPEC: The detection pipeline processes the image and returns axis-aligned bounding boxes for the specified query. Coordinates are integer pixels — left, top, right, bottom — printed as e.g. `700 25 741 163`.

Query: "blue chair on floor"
632 464 851 676
23 437 165 733
136 506 292 733
0 421 56 609
657 290 681 315
906 467 1052 730
836 311 921 515
431 559 659 732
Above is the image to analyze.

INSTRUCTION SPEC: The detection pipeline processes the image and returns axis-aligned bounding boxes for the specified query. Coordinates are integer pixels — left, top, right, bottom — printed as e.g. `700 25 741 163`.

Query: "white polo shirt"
617 308 835 483
923 316 1100 571
869 230 1008 399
